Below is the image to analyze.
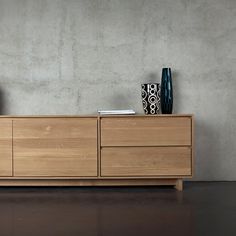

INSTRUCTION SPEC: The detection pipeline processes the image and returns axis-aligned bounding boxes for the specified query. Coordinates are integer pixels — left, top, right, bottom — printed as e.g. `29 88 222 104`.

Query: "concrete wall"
0 0 235 180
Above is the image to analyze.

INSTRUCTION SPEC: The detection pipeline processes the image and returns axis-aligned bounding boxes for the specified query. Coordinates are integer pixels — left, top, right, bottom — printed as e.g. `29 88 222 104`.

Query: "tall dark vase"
161 68 173 114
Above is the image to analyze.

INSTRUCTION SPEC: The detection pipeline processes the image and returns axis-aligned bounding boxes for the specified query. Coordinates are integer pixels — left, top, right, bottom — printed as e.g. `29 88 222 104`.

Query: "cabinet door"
13 118 97 177
101 147 192 176
101 117 192 146
0 119 12 176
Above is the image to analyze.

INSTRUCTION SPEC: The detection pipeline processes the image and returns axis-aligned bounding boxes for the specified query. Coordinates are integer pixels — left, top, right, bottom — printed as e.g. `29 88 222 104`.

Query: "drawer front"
0 120 12 176
101 117 192 146
101 147 191 176
13 118 97 177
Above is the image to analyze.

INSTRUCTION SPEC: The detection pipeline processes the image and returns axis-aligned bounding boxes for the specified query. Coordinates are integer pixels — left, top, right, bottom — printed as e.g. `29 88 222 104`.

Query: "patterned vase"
161 68 173 114
141 83 160 115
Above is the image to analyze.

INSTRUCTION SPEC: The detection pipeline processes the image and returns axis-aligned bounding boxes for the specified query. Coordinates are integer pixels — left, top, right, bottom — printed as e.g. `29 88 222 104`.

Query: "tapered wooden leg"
175 179 183 191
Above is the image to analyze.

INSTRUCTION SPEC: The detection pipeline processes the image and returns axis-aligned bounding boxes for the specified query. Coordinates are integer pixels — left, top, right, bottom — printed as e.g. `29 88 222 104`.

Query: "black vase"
161 68 173 114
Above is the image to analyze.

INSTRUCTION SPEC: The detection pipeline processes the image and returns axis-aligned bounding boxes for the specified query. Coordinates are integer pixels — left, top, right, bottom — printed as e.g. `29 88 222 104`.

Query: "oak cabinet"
0 115 194 190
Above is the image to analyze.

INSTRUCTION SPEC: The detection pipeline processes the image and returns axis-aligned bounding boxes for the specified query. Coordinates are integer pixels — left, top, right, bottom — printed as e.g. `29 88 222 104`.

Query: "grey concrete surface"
0 0 235 180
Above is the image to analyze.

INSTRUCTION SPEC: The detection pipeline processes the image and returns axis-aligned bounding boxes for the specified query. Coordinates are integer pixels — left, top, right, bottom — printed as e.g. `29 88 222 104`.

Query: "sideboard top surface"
0 114 194 118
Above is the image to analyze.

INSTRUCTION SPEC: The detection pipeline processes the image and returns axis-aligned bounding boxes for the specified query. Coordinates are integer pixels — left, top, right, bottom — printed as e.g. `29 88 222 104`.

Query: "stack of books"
98 109 136 115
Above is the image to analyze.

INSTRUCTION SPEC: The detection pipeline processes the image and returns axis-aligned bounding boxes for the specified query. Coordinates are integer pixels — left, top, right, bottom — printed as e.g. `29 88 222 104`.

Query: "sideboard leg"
175 179 183 191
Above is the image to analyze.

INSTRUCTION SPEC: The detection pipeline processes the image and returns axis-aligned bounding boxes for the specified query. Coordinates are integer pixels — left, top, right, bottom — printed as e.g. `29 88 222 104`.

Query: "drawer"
101 147 192 176
101 117 192 146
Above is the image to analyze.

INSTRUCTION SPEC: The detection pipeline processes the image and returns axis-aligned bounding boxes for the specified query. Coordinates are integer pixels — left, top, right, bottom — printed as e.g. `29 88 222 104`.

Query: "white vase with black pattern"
141 83 160 114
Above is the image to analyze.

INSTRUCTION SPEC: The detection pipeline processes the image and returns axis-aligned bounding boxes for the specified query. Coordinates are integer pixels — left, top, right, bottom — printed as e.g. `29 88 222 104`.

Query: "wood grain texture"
191 115 195 176
0 114 193 118
13 118 97 177
0 179 178 186
0 114 193 188
97 115 101 178
0 119 12 176
101 147 191 176
101 117 192 146
175 179 183 191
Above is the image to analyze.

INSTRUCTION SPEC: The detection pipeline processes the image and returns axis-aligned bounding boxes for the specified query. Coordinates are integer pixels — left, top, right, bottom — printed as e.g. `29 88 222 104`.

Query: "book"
97 109 136 115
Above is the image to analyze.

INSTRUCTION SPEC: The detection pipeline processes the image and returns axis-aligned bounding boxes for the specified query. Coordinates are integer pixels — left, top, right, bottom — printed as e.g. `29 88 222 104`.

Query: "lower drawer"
101 147 192 177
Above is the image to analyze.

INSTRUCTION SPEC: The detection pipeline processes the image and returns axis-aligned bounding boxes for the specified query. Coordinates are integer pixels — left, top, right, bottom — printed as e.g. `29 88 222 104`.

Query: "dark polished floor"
0 182 236 236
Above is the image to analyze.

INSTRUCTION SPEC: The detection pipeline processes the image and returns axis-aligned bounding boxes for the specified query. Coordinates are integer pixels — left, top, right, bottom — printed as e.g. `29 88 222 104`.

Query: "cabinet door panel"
13 118 97 177
101 117 192 146
0 120 12 176
101 147 191 176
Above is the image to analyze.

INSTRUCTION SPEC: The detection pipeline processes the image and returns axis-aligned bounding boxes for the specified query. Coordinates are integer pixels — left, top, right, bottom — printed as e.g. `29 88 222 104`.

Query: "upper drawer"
101 116 192 146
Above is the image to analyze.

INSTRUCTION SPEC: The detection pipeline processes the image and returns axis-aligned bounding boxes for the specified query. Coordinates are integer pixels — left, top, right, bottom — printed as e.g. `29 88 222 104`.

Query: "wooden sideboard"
0 115 194 190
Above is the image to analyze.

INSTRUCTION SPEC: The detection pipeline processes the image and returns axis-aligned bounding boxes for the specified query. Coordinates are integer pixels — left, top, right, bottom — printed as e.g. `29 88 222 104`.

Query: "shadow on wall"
0 87 6 115
172 71 181 113
195 117 210 180
143 72 159 84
